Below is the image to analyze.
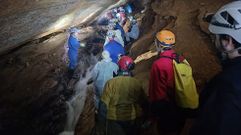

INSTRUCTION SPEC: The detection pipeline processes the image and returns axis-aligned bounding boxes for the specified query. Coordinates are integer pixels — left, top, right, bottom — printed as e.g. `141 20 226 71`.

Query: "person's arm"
128 24 139 40
115 30 124 47
134 51 158 64
99 81 112 118
104 36 110 46
148 63 170 116
112 63 119 77
137 82 149 118
92 64 99 81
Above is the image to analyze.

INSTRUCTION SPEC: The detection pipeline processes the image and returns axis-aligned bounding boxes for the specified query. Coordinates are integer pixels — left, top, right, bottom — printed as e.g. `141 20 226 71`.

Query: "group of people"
65 1 241 135
65 4 140 76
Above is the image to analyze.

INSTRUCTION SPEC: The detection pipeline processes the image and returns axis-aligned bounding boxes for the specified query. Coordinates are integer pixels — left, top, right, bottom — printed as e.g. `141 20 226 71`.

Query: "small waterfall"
59 68 93 135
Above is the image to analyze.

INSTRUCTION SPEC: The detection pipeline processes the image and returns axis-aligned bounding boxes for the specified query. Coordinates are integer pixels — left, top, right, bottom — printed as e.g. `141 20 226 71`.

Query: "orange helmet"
156 30 175 47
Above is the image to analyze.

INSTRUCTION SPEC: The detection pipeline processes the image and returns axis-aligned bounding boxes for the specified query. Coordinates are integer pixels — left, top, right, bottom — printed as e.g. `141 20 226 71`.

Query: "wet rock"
197 8 210 35
7 58 14 64
200 2 205 6
25 62 30 67
43 78 58 89
75 86 95 135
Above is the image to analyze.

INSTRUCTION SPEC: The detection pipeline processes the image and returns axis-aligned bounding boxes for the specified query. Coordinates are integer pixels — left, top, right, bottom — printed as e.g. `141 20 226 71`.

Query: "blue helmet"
125 4 133 14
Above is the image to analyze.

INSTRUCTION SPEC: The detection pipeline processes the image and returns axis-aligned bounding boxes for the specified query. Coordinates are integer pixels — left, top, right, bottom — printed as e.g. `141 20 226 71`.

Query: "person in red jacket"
148 30 185 135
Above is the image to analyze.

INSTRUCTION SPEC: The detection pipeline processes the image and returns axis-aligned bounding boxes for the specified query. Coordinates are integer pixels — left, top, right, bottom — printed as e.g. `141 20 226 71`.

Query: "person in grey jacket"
92 50 119 109
125 16 139 42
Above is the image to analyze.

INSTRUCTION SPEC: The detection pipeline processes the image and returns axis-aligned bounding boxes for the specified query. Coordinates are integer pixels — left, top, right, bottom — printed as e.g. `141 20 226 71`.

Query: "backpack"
161 54 199 109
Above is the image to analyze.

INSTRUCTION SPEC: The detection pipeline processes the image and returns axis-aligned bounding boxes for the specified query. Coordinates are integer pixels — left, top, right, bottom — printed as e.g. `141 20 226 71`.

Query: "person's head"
102 50 112 61
128 16 137 25
209 1 241 59
112 8 118 14
106 30 116 41
69 27 80 36
118 6 125 13
106 11 114 20
117 56 135 76
125 4 133 14
155 30 175 52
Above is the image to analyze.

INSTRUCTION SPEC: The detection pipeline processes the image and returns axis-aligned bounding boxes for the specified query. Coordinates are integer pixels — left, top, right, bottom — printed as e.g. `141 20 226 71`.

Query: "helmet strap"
155 39 173 52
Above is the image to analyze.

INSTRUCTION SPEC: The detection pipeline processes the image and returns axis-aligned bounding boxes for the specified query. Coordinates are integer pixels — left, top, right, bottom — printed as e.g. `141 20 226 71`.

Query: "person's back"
92 50 118 109
68 34 80 52
149 49 175 102
102 76 144 120
104 29 125 47
126 20 139 42
67 28 80 73
98 56 146 135
93 60 118 93
104 40 125 64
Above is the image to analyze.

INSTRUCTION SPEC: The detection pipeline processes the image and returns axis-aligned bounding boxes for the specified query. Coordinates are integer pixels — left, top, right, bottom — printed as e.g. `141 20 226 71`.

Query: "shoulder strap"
159 53 181 63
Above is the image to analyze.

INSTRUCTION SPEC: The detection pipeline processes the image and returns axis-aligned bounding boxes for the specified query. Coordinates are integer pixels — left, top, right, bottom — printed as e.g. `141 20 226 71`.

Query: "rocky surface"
0 0 115 55
0 0 233 135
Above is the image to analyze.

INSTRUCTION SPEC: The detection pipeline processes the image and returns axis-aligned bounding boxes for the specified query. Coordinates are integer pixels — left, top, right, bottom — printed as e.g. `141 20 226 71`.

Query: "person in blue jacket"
68 27 81 75
104 31 125 64
190 1 241 135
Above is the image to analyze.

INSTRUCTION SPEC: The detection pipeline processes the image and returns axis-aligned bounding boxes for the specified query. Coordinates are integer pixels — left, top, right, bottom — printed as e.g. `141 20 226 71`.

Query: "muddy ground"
0 0 231 135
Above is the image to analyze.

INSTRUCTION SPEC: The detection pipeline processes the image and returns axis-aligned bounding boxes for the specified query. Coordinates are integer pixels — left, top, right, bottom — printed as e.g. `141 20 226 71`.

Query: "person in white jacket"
92 50 119 109
104 22 125 47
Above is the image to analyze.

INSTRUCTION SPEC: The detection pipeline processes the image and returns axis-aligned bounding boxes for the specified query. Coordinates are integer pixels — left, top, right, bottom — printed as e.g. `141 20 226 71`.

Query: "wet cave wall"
0 0 115 55
0 0 233 135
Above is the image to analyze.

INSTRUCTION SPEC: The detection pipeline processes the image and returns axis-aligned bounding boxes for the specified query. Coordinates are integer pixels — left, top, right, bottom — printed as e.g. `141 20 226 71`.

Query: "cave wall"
0 0 115 55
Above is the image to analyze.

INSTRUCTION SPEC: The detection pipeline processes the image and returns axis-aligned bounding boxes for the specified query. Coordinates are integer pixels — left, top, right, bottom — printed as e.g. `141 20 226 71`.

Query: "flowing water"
59 68 94 135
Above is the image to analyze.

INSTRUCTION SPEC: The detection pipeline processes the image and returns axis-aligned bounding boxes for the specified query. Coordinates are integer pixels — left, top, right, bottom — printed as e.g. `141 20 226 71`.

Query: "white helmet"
118 7 125 13
209 1 241 44
112 8 118 13
102 50 111 60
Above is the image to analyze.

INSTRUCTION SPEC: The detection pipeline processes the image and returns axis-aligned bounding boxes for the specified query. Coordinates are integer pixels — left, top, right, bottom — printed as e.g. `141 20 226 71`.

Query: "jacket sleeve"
92 63 99 81
104 37 110 46
112 64 119 76
101 81 112 108
115 30 124 47
137 82 149 116
127 24 139 40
